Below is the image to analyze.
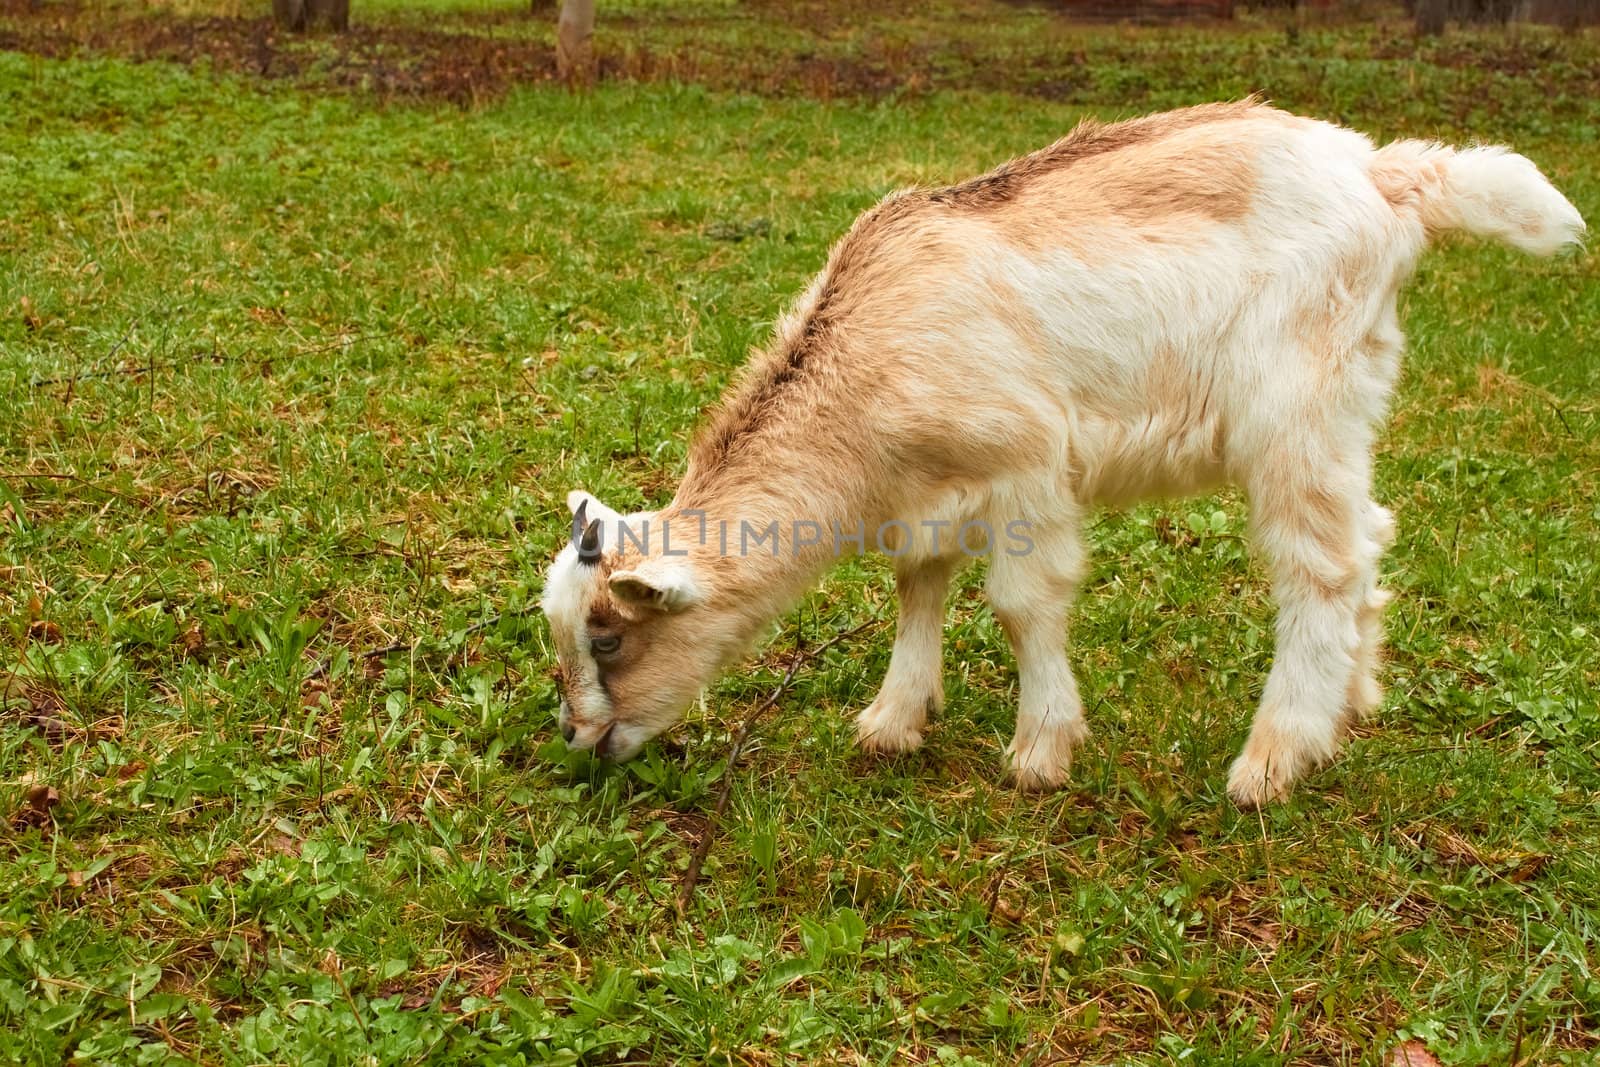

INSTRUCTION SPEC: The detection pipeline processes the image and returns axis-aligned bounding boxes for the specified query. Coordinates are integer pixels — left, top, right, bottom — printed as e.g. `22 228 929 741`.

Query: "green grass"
2 5 1598 1063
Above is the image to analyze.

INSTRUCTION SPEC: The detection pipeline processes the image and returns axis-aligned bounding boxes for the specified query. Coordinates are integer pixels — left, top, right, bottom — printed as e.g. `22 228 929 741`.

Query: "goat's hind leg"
857 557 958 755
1347 500 1395 721
1229 445 1379 808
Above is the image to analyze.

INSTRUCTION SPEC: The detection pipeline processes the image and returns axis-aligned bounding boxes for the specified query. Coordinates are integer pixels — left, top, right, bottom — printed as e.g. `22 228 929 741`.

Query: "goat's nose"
560 720 576 744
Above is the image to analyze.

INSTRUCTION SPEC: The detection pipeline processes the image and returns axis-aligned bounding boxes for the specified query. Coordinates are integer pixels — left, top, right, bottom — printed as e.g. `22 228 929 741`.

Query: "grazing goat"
542 100 1583 807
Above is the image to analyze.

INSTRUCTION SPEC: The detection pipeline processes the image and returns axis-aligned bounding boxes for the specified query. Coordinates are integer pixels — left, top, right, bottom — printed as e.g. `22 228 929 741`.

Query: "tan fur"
688 103 1273 507
545 100 1584 802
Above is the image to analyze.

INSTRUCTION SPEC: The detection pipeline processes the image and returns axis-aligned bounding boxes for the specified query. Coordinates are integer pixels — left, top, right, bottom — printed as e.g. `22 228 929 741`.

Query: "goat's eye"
590 635 621 655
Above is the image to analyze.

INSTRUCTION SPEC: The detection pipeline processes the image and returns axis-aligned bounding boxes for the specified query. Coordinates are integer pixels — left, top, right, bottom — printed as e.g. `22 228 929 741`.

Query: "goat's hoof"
1004 719 1085 792
854 697 927 755
1008 759 1069 792
1226 751 1296 809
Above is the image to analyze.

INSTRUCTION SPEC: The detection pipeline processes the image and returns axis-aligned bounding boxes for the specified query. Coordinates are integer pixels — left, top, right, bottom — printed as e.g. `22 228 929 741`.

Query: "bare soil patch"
0 3 559 103
5 0 1596 106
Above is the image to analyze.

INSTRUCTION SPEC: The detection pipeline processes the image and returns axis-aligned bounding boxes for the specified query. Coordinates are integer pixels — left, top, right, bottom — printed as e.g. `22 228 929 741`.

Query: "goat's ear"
566 490 621 525
609 560 702 613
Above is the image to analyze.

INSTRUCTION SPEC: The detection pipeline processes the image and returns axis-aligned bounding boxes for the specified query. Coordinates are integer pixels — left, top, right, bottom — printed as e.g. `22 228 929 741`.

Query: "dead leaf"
25 784 59 815
1430 828 1487 867
472 970 506 998
1235 918 1282 949
1424 825 1550 883
1507 854 1552 884
4 676 68 733
31 715 68 745
993 896 1025 923
248 306 285 325
178 621 205 658
26 620 63 644
1153 513 1197 547
1389 1040 1442 1067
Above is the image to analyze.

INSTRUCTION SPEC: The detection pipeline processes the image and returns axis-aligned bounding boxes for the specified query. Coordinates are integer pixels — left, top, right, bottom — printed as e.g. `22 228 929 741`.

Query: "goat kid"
542 101 1584 808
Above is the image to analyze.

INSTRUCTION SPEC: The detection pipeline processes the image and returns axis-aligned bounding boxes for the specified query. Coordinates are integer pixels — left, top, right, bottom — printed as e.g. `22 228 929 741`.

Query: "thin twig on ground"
676 614 883 915
28 330 385 388
26 318 138 388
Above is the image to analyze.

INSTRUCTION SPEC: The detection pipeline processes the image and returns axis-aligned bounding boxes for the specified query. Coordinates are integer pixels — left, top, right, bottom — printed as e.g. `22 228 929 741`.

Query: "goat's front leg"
856 557 957 755
1229 447 1382 808
987 518 1089 790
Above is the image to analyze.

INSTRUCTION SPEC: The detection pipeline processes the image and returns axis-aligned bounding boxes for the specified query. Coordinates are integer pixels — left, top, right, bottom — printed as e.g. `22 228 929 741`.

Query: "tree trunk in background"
1414 0 1447 33
556 0 596 85
1527 0 1592 26
272 0 349 32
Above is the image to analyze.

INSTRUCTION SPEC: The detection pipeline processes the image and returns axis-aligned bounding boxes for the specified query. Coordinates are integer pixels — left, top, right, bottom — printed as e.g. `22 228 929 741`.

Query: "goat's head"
541 490 731 761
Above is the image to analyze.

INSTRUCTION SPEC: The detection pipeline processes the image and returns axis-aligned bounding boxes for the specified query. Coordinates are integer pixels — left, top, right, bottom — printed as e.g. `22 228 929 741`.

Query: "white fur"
1399 143 1587 255
544 106 1584 806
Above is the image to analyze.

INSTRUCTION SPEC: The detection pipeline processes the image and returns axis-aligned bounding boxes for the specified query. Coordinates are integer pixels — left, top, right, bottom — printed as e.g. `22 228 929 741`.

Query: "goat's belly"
1071 411 1229 507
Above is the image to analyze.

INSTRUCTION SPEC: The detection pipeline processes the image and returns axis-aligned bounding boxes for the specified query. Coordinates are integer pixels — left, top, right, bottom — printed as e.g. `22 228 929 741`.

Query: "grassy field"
2 2 1598 1063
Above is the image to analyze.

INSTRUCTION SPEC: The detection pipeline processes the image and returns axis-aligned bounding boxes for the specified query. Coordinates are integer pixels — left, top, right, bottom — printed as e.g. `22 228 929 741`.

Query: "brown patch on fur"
1253 473 1362 601
585 601 624 632
1369 161 1428 215
1102 149 1255 223
1144 343 1220 446
686 337 822 484
590 611 705 724
1237 713 1343 784
993 611 1023 648
1369 152 1447 219
1368 141 1462 242
1299 482 1352 545
929 99 1265 211
549 664 571 705
1290 564 1351 603
1294 300 1340 360
684 102 1274 493
689 194 935 481
1284 491 1359 601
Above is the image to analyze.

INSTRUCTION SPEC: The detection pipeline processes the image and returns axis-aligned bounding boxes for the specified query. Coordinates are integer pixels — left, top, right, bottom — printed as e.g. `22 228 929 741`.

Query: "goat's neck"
663 448 872 622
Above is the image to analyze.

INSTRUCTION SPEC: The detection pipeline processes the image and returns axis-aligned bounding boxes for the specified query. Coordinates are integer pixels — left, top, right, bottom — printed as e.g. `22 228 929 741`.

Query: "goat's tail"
1370 140 1585 256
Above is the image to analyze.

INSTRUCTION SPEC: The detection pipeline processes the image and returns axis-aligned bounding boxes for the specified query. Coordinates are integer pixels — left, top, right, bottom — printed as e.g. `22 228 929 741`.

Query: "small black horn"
571 498 590 545
578 517 604 564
